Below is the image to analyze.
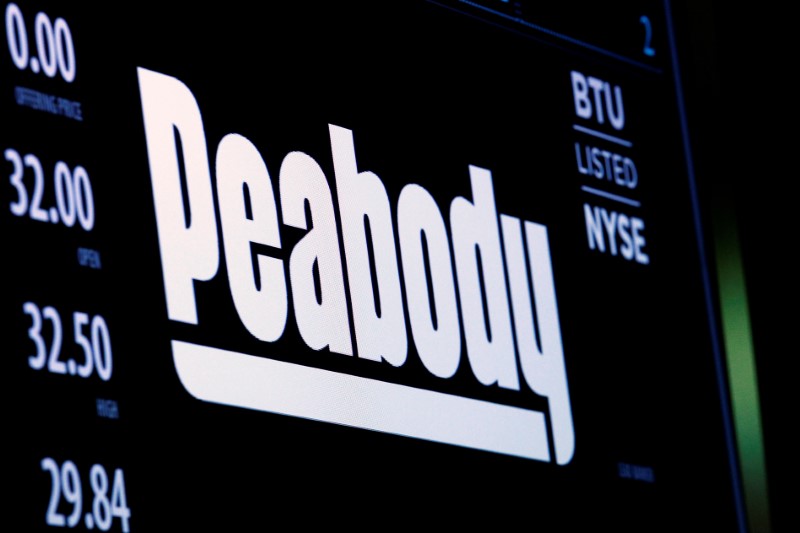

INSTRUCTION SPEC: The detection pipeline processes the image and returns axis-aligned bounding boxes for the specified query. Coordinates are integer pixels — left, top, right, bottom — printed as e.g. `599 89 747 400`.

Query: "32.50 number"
24 302 113 381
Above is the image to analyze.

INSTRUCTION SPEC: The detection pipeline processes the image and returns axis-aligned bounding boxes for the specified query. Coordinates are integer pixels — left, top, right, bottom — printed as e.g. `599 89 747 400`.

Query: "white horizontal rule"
173 340 551 461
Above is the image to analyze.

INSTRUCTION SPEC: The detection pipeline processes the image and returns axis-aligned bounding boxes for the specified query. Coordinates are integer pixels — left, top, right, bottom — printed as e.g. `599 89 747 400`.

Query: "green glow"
714 193 771 533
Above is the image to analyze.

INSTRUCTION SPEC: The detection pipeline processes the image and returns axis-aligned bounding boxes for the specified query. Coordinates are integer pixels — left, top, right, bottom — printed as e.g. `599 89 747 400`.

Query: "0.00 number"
5 3 76 81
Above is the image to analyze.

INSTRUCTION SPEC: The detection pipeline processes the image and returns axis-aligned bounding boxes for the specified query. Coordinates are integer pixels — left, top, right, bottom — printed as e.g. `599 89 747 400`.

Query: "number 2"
640 15 655 57
41 458 66 527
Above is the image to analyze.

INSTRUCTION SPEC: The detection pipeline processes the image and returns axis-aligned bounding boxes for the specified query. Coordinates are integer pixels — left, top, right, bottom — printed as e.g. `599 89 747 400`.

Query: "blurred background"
684 4 793 531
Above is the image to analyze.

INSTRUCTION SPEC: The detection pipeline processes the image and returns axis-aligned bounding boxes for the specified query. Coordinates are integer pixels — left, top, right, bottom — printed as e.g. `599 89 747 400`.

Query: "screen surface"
4 2 763 530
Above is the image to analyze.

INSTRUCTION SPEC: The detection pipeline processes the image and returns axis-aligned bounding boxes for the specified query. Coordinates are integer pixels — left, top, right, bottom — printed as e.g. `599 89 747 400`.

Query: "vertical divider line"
664 1 751 531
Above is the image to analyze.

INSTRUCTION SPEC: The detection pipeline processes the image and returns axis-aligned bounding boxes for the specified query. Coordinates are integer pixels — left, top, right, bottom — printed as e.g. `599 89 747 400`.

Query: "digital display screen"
4 1 768 530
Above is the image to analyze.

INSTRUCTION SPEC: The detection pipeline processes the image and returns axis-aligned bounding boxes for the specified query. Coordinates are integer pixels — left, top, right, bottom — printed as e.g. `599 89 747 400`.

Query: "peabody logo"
138 68 574 464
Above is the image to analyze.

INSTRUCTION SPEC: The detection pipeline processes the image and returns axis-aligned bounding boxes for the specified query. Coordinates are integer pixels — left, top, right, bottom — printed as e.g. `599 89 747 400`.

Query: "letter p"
138 68 219 324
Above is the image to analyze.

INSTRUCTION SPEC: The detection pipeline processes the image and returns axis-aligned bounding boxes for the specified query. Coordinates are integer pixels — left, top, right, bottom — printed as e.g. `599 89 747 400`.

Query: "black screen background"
4 2 785 530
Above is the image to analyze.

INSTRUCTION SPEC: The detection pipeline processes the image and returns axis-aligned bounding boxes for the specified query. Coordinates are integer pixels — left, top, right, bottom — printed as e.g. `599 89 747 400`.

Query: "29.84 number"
41 458 130 531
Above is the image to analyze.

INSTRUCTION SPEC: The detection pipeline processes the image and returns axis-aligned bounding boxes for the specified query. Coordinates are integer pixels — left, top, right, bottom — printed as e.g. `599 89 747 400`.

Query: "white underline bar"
581 186 641 207
573 124 633 147
171 340 551 461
